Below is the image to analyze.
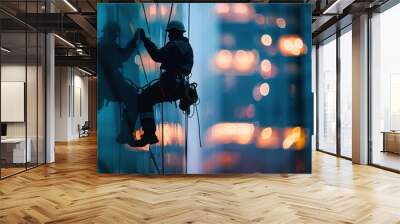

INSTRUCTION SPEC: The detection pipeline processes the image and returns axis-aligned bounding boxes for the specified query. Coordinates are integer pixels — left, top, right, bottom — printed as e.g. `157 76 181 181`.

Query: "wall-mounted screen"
97 3 312 174
1 82 25 122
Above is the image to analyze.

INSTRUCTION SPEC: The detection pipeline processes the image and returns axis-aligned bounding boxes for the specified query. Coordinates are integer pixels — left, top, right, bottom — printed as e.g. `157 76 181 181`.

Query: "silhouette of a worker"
98 22 141 145
131 21 193 147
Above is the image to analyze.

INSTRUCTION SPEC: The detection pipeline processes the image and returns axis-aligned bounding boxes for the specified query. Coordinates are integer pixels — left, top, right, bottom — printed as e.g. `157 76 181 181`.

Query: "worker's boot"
129 134 159 147
129 118 158 147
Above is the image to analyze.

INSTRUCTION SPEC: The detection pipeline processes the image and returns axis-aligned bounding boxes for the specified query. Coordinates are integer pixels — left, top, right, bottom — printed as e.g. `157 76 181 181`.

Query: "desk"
382 131 400 154
1 138 31 163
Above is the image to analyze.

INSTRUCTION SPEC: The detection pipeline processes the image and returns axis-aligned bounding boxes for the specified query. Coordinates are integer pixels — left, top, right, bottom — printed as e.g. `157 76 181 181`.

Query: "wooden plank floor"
1 135 400 224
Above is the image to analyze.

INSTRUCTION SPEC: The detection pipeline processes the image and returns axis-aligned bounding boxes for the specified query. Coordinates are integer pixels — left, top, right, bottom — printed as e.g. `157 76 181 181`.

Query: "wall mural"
97 3 312 174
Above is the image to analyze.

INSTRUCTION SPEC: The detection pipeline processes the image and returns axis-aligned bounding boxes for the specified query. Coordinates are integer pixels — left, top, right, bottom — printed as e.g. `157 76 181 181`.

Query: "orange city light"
256 127 280 149
278 36 307 57
282 127 306 150
214 50 258 74
206 123 255 145
155 123 185 146
233 50 258 73
215 3 230 15
214 50 233 71
214 3 254 22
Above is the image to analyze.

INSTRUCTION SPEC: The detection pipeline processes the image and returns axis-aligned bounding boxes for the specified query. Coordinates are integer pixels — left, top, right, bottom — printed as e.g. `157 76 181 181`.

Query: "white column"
45 1 55 163
352 14 369 164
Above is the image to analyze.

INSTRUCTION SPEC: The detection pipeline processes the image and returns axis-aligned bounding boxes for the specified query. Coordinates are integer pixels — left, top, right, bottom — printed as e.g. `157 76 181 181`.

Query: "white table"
1 138 31 163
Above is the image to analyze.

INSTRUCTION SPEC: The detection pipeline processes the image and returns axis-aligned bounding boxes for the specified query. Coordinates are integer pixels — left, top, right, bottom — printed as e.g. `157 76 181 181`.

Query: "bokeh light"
155 123 184 146
259 82 270 96
215 49 233 70
260 34 272 47
278 35 307 56
260 59 272 75
245 104 255 118
214 50 258 74
261 127 272 139
206 123 255 145
215 3 230 15
255 14 266 25
253 85 262 101
214 3 255 22
149 4 157 18
276 17 286 28
233 50 258 73
256 127 280 149
282 127 306 150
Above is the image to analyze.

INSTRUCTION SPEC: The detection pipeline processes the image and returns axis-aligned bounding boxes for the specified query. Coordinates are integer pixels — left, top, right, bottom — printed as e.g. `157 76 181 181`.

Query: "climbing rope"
161 3 174 174
184 3 190 173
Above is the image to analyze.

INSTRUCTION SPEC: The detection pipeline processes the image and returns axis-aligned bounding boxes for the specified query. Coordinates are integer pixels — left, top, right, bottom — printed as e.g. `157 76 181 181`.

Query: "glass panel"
371 4 400 171
312 46 317 151
1 30 28 177
27 31 38 169
317 37 337 154
38 32 45 165
339 29 352 158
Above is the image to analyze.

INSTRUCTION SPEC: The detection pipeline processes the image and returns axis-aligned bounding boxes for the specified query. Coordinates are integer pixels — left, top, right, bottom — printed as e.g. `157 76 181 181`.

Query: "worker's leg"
130 77 183 147
133 81 165 145
112 76 139 145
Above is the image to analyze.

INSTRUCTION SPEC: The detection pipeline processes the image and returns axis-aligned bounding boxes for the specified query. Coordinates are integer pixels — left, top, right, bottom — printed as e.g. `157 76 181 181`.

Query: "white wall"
1 64 46 163
55 67 89 141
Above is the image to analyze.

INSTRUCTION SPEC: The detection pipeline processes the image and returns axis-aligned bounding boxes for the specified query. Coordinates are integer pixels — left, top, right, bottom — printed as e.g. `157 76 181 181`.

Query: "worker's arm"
143 37 174 63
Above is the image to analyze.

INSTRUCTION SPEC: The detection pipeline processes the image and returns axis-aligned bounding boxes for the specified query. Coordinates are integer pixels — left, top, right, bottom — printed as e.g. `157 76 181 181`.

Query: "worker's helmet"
166 20 186 33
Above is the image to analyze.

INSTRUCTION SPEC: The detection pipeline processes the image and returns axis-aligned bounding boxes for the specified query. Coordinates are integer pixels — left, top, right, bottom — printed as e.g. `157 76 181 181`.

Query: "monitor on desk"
1 123 7 138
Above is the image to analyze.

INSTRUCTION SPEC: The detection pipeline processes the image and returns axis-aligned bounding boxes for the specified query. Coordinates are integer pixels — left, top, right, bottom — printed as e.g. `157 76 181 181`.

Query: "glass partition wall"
370 3 400 171
0 1 46 179
316 27 352 159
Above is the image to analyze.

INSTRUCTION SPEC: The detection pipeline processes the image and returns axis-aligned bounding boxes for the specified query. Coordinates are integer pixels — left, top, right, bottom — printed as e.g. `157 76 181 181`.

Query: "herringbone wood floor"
1 135 400 224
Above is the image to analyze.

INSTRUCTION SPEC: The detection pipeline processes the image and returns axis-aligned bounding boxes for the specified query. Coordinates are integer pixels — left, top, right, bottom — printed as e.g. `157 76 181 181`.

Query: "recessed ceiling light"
1 47 11 53
54 34 75 48
78 67 92 76
63 0 78 12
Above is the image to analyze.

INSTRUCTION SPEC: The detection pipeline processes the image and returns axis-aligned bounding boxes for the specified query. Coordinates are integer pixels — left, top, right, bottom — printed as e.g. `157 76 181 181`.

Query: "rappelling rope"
160 3 174 174
183 3 191 173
